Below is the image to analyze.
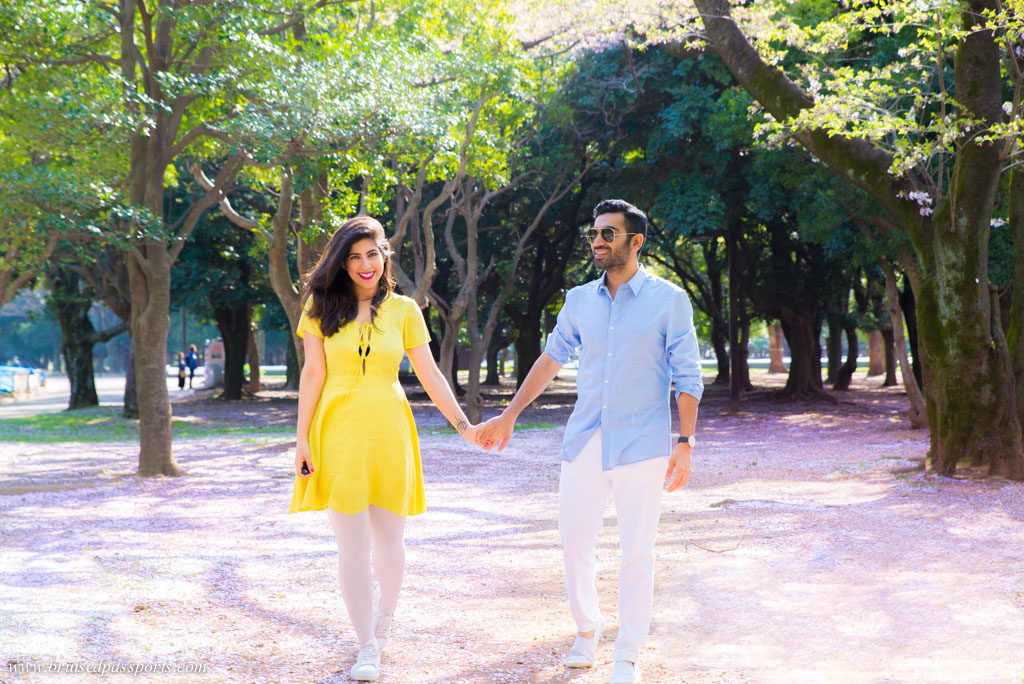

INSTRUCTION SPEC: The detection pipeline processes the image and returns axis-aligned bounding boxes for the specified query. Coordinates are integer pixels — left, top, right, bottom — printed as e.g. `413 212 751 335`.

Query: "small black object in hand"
301 462 310 475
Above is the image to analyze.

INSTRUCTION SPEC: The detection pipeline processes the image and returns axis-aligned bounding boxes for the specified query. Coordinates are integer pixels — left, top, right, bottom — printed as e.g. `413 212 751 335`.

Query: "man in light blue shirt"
479 199 703 684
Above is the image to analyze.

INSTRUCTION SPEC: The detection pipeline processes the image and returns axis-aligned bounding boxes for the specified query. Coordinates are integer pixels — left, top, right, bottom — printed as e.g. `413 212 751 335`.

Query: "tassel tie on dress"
357 323 372 375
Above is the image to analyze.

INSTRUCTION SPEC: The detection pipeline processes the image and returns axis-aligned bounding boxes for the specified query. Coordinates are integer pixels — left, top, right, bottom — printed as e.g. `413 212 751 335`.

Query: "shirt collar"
597 264 648 298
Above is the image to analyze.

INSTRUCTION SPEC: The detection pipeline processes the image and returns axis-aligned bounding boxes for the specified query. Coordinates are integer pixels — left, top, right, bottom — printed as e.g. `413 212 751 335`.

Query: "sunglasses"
582 227 640 243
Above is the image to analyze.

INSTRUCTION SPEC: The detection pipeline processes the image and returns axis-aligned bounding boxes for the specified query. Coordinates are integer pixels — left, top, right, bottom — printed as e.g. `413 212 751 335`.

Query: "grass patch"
0 407 292 443
0 408 557 443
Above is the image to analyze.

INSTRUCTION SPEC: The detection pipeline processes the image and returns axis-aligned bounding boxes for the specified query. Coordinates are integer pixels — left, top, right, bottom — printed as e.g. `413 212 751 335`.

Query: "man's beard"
593 242 629 271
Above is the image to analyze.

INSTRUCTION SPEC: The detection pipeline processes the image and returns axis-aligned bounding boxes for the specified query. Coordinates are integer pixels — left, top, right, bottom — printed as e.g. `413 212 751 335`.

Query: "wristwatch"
677 435 696 448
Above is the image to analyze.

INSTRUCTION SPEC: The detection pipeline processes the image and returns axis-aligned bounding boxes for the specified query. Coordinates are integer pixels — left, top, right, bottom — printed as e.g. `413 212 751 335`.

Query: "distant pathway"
0 375 190 419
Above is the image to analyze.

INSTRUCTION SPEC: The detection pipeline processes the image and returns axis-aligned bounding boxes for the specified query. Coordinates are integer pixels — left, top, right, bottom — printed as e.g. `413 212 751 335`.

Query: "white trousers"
558 428 667 663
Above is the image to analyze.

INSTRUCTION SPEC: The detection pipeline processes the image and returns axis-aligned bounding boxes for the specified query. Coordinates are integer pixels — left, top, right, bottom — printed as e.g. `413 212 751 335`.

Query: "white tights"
326 505 406 648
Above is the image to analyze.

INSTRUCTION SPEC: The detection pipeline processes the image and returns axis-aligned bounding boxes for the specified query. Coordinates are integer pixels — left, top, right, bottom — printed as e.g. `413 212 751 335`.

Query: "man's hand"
478 412 516 451
665 443 692 491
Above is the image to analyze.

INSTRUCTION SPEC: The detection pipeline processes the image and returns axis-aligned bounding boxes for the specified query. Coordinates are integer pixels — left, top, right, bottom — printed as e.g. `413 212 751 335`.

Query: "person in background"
176 352 187 390
185 344 199 388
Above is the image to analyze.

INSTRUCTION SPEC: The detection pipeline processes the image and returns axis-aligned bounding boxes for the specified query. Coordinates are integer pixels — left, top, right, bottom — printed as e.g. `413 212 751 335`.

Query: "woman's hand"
461 423 482 446
295 440 314 478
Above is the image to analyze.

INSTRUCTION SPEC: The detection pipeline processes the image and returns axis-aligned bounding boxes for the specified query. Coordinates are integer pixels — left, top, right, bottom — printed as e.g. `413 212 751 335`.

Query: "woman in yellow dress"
289 216 480 681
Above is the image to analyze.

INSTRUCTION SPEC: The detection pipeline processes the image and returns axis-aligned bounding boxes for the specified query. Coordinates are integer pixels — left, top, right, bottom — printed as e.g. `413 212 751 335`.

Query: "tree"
47 262 126 410
171 181 274 401
4 1 344 475
689 0 1024 478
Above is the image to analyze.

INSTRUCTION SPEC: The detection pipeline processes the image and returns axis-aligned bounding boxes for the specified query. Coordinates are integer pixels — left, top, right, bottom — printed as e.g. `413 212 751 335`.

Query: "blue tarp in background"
0 366 46 395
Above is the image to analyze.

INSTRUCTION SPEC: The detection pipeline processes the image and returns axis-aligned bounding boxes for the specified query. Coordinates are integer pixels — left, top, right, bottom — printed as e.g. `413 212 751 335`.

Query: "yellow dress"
288 294 431 516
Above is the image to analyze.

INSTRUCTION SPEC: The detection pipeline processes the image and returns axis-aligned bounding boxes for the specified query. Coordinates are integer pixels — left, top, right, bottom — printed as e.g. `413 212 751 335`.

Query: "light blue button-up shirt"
543 265 704 470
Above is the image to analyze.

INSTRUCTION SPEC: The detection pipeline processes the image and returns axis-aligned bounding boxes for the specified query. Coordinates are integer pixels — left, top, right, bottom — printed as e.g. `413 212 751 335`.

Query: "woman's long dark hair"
302 216 396 337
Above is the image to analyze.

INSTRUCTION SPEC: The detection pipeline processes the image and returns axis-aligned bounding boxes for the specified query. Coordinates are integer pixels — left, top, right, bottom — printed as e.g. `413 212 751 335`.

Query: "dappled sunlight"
2 386 1023 681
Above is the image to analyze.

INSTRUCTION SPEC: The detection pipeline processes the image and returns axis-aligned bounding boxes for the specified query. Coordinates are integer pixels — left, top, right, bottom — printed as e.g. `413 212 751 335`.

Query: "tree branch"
169 154 246 263
188 161 263 234
692 0 930 235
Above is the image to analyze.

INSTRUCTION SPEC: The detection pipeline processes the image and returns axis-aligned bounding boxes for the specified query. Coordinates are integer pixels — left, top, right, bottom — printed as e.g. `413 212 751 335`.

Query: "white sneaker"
565 614 606 668
349 644 380 681
609 660 641 683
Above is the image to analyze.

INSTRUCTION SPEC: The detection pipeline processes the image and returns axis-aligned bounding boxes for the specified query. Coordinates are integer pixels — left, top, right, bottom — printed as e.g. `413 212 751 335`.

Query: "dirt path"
2 376 1023 683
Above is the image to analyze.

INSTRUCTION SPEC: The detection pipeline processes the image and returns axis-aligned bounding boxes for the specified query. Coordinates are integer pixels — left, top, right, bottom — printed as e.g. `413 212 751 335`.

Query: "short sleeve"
402 299 430 349
297 295 324 339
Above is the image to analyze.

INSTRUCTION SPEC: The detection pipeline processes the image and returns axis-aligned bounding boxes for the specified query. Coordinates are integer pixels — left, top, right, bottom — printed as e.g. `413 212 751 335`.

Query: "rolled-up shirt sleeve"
543 291 582 365
666 290 704 402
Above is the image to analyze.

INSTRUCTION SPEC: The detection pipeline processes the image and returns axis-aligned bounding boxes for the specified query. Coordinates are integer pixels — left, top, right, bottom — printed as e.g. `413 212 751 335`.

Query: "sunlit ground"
2 372 1023 683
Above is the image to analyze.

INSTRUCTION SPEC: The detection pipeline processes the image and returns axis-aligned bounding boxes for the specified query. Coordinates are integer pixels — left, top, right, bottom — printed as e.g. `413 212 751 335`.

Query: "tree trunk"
881 327 898 387
778 306 830 401
436 315 465 396
49 269 100 410
833 319 858 391
62 317 100 409
214 304 251 401
284 332 300 390
736 318 752 391
247 326 261 394
513 319 543 388
1006 166 1024 432
899 280 924 390
867 330 885 376
464 289 484 424
825 317 842 384
767 323 787 373
881 259 927 427
916 243 1023 477
710 314 729 385
127 240 182 476
123 337 138 418
484 335 503 386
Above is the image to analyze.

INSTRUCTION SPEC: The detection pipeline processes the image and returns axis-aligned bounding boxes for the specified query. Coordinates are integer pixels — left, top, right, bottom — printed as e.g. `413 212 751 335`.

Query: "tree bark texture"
778 305 828 400
247 327 261 394
513 320 543 389
710 315 729 385
123 337 138 418
825 318 842 384
1008 166 1024 432
832 319 858 391
867 330 885 377
735 319 752 392
50 270 100 410
767 324 787 373
881 259 929 429
484 332 506 386
898 279 924 389
214 304 251 401
880 328 898 387
284 332 300 390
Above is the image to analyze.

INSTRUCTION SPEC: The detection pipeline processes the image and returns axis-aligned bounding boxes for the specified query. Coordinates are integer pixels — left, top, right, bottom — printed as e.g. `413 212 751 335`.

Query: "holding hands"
477 412 515 451
454 411 517 451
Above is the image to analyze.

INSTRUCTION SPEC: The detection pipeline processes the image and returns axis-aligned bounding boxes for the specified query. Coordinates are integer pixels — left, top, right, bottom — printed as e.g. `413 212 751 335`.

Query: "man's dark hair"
592 199 647 243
